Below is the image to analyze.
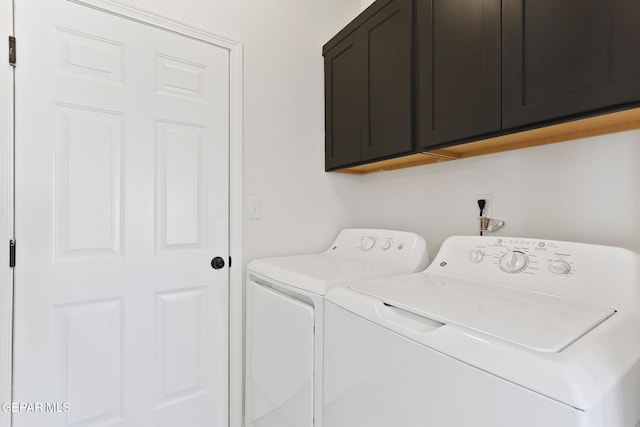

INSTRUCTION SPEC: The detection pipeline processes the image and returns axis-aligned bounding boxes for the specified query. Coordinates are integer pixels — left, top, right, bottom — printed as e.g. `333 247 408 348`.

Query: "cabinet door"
324 32 364 170
418 0 501 149
503 0 640 129
361 0 413 161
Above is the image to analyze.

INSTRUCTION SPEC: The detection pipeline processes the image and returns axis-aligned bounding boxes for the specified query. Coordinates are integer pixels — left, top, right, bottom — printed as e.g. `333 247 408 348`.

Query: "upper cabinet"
323 31 361 169
502 0 640 129
324 0 640 172
418 0 501 150
323 0 413 171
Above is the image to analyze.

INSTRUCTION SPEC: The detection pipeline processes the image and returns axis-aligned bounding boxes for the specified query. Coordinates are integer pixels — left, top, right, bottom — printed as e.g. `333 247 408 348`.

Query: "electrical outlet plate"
476 193 492 218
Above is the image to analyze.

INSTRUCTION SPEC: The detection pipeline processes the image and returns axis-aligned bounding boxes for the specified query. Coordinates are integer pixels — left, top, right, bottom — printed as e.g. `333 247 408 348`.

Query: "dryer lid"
350 273 615 353
248 254 406 295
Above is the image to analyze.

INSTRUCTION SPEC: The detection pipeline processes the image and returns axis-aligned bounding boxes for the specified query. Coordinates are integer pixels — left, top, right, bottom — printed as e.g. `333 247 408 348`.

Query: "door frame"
0 0 14 426
0 1 244 426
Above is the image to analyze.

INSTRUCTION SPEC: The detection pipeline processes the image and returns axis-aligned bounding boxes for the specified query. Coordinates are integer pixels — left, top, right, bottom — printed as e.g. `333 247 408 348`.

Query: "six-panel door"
13 1 230 425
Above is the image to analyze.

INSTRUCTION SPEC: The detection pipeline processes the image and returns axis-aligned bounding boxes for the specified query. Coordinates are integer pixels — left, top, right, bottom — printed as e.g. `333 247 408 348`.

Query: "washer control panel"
429 235 639 309
462 238 575 276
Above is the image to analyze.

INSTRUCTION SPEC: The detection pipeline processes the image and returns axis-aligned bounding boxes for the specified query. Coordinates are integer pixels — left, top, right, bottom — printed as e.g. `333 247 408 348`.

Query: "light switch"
248 197 262 220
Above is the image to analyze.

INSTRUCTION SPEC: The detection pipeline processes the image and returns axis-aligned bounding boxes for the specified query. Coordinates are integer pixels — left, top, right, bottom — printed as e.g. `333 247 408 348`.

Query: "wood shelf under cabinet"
334 107 640 174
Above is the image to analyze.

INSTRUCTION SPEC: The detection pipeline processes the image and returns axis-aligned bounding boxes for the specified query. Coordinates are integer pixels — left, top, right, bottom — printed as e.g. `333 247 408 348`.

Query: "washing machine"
245 228 429 427
324 235 640 427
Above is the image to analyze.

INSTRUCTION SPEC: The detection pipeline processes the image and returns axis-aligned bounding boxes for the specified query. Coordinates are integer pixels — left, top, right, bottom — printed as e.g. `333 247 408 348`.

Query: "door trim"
2 1 244 426
0 0 15 425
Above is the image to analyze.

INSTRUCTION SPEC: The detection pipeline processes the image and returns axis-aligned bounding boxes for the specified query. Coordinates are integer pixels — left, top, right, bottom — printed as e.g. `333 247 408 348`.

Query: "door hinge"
9 36 16 66
9 240 15 268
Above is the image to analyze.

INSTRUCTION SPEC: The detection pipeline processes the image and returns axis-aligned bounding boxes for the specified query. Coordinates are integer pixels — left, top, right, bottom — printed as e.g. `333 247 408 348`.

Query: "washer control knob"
361 236 376 251
549 260 571 275
381 239 393 251
469 250 485 263
499 251 528 273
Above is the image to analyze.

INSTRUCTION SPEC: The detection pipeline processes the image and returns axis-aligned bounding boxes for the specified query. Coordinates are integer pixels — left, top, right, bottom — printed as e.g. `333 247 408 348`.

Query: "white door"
13 0 229 426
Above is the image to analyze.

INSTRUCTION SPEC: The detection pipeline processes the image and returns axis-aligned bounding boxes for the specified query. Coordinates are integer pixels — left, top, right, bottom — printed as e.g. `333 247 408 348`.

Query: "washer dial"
499 250 529 273
549 260 571 275
469 250 485 263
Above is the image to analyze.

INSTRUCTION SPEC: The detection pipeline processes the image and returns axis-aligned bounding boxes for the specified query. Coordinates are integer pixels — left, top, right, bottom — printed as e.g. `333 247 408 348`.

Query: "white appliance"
245 229 428 427
245 229 429 427
324 236 640 427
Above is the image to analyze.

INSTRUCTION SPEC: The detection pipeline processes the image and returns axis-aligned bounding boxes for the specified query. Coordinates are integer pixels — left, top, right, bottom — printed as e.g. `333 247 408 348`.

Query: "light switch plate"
248 197 262 220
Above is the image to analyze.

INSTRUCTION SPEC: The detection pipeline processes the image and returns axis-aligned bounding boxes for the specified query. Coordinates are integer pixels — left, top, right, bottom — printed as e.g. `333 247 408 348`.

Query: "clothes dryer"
246 229 429 427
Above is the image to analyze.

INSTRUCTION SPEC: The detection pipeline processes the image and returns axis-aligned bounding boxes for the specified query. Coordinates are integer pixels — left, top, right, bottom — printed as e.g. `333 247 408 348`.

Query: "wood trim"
336 151 458 174
334 107 640 174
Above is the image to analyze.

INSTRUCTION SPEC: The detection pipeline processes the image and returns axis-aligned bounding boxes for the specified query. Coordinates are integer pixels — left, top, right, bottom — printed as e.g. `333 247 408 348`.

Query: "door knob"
211 257 225 270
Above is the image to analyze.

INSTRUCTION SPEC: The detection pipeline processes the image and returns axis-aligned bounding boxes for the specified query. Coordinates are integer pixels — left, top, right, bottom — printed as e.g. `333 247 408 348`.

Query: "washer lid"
350 273 616 353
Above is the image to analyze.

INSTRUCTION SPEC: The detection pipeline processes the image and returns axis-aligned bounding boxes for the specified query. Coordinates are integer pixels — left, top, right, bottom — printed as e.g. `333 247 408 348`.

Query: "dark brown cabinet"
324 0 640 172
323 33 361 169
502 0 640 129
418 0 501 150
323 0 412 171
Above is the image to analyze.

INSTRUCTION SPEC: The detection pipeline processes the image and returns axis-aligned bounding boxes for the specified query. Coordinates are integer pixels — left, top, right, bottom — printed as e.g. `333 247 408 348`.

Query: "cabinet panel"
503 0 640 129
418 0 501 149
362 0 413 161
324 35 363 170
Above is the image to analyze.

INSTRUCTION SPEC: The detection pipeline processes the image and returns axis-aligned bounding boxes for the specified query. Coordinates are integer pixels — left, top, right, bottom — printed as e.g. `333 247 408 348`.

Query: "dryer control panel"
324 228 430 272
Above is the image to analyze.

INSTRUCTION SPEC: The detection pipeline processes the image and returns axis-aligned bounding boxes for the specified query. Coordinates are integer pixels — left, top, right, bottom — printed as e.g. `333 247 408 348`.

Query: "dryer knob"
381 239 393 251
361 236 376 251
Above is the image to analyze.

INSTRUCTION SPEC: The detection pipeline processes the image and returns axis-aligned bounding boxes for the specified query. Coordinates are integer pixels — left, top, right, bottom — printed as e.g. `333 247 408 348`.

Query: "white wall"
354 132 640 259
361 0 376 10
222 0 364 260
